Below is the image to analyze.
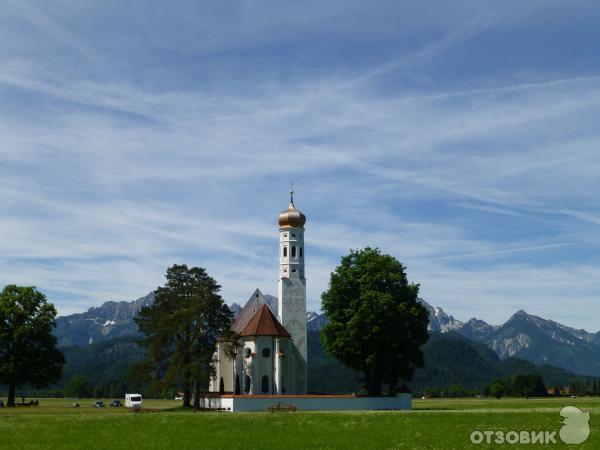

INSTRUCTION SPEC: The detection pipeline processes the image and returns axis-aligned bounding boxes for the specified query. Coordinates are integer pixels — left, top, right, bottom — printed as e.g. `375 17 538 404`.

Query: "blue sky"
2 0 600 330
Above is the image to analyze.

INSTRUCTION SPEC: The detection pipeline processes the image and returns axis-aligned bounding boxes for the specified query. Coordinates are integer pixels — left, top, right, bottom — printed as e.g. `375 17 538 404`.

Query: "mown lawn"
0 397 597 449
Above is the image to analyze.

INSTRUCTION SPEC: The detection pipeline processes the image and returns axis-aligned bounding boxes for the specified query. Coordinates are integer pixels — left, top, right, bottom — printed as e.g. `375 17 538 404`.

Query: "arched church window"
219 377 224 394
235 375 240 395
283 247 287 258
261 375 269 393
300 247 303 257
245 348 252 358
262 348 271 357
292 246 296 258
244 375 251 394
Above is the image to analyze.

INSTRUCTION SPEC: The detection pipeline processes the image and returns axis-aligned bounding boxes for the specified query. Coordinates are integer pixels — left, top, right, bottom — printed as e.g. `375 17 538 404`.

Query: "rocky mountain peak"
509 310 531 320
418 298 463 333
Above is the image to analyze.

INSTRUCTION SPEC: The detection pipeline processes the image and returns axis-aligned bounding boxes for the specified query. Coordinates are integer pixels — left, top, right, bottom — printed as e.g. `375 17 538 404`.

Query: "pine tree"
135 265 233 409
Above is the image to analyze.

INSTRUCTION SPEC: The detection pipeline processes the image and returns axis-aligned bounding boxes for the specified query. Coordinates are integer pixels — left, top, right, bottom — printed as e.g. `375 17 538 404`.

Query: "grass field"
0 397 597 449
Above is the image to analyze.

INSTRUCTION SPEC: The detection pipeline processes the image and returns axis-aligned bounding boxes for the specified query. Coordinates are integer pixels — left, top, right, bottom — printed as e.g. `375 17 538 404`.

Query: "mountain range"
54 293 600 377
55 293 154 347
458 310 600 376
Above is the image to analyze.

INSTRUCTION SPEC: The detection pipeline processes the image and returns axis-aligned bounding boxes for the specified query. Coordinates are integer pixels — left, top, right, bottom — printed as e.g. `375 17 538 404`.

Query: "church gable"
230 288 276 334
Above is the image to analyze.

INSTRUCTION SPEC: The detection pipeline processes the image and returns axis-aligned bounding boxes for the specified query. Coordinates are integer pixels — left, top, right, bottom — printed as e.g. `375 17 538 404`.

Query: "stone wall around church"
198 394 412 412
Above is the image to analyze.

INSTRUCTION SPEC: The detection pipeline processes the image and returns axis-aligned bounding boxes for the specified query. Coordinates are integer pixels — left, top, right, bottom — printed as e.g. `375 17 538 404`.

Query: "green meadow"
0 397 598 449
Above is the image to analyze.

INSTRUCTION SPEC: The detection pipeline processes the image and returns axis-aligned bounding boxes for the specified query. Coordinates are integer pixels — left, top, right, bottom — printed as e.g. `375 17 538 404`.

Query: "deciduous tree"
0 285 65 406
490 380 505 399
321 248 429 395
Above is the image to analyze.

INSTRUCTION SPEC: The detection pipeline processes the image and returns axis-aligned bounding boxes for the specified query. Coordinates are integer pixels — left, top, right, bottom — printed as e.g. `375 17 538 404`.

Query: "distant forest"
5 331 600 399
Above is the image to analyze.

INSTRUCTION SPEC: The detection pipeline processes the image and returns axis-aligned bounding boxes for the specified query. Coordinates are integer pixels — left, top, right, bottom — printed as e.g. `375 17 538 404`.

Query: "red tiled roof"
240 304 291 338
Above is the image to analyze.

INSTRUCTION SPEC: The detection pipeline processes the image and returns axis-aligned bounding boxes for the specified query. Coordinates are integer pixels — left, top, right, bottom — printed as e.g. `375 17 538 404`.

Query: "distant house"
547 387 570 396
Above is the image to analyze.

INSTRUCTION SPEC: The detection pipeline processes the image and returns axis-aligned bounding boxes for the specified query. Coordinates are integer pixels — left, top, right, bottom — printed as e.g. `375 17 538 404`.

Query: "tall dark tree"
0 285 65 406
135 265 232 409
321 248 429 395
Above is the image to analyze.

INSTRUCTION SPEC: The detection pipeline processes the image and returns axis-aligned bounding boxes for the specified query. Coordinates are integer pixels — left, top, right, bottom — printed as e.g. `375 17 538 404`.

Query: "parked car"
93 400 105 408
110 400 122 407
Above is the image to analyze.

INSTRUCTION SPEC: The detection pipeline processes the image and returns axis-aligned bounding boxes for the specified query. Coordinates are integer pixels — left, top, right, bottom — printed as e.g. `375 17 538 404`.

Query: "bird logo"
559 406 590 444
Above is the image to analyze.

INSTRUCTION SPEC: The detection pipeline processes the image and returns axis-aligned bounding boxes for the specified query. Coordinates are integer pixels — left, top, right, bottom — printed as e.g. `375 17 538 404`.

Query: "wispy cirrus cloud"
1 1 600 330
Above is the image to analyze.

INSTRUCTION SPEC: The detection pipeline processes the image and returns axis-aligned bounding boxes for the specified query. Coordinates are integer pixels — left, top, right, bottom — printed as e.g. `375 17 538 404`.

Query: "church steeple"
277 187 307 393
278 183 306 229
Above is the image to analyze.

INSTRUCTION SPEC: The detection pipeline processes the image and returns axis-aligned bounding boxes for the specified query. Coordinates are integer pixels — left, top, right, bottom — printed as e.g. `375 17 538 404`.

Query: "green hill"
60 337 145 387
308 330 590 395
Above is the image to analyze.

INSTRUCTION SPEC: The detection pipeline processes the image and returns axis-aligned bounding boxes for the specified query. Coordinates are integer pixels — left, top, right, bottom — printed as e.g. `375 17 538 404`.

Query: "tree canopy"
0 285 65 406
320 248 429 395
65 374 93 398
135 264 232 408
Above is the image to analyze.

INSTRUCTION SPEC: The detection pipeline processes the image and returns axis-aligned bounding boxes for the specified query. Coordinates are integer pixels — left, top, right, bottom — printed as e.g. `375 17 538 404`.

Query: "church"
209 190 308 395
202 191 411 410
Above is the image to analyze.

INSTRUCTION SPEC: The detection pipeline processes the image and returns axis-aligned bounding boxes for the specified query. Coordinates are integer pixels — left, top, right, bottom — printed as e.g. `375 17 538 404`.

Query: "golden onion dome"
278 188 306 228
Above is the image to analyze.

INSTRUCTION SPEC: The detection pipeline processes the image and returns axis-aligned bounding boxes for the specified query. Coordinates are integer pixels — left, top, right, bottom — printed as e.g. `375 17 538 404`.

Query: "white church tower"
277 187 307 394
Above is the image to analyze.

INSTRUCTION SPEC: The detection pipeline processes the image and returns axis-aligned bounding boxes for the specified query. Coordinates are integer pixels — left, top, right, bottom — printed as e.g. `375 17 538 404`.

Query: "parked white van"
125 393 142 408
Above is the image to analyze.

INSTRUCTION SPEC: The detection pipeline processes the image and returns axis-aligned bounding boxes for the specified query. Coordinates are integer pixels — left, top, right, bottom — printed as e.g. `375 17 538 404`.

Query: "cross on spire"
289 181 295 205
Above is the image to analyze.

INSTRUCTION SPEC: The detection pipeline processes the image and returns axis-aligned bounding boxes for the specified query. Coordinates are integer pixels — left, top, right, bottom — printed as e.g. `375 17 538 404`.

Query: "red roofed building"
210 290 298 395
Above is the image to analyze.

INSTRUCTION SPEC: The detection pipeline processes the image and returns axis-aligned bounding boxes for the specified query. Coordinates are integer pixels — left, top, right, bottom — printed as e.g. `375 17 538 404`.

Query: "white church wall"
233 344 244 394
217 344 234 392
209 348 217 392
241 338 257 394
254 336 276 394
274 337 289 394
197 396 234 411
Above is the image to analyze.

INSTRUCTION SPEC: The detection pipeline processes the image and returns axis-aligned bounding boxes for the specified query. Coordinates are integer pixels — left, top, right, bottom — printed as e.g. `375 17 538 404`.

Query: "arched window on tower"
300 247 303 258
283 247 287 258
261 375 269 393
244 375 251 394
292 246 296 258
